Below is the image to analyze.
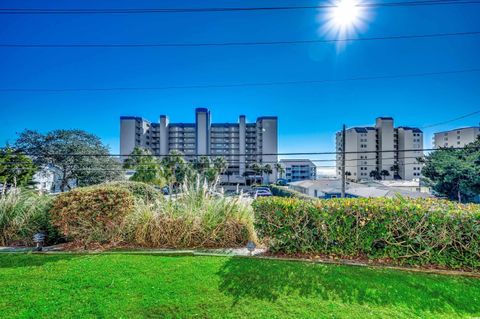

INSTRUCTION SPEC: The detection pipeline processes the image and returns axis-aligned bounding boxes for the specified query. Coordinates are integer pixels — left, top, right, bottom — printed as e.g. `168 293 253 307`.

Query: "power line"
1 68 478 93
0 156 425 167
420 110 480 129
2 31 479 48
3 146 474 157
1 0 479 15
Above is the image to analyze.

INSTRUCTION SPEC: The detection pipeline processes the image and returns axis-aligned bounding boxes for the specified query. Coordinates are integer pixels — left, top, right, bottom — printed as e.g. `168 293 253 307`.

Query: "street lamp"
246 241 256 256
33 232 45 251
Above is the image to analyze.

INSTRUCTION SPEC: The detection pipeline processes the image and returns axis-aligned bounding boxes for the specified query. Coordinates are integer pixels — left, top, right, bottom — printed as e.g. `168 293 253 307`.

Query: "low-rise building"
288 179 432 199
279 159 316 183
32 165 77 193
433 126 480 148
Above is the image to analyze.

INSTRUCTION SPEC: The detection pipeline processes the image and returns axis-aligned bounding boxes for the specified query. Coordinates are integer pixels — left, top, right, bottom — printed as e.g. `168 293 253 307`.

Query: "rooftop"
433 126 480 134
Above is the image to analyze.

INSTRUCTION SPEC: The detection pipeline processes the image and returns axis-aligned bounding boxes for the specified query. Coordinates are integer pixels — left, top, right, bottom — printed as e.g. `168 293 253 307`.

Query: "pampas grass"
125 177 256 248
0 189 54 246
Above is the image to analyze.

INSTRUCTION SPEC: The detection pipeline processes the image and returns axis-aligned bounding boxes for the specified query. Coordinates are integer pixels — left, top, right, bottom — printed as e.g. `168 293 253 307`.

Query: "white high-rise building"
120 108 278 182
279 159 317 183
433 126 480 149
336 117 423 181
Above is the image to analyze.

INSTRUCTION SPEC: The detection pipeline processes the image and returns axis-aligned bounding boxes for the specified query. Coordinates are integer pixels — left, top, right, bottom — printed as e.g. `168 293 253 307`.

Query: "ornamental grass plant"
0 189 55 246
125 178 256 248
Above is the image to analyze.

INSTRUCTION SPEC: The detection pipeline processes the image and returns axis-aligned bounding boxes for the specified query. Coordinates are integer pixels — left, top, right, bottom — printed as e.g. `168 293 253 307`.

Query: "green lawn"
0 254 479 318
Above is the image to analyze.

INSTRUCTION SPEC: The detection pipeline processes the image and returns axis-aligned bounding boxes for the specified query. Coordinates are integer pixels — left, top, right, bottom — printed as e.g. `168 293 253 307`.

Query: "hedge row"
269 185 313 200
253 196 480 270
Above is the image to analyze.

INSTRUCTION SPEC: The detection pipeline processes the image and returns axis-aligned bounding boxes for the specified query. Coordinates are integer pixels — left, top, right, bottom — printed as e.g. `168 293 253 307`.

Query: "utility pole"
341 124 346 198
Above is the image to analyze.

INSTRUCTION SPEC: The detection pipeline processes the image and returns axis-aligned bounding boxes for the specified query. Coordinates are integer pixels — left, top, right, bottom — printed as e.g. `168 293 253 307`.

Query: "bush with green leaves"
103 181 161 202
51 185 135 246
0 189 57 246
253 196 480 270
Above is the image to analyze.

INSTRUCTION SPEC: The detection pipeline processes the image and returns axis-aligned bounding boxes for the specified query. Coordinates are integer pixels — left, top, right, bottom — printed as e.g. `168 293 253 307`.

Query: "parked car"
253 186 271 194
254 190 272 199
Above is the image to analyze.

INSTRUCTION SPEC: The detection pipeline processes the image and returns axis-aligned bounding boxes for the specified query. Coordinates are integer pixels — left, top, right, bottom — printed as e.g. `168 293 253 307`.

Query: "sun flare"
318 0 369 49
332 0 361 27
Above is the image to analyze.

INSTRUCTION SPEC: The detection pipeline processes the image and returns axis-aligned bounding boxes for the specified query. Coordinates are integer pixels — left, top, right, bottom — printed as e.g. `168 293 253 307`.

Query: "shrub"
269 185 313 200
125 181 256 248
104 181 161 202
51 185 135 246
0 189 57 246
253 196 480 270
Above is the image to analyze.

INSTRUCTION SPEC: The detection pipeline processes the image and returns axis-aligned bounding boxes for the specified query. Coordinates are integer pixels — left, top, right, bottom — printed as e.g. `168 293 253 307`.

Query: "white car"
254 190 272 199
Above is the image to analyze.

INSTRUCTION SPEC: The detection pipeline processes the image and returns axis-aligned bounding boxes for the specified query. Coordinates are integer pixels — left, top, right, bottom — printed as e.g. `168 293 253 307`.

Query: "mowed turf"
0 254 479 318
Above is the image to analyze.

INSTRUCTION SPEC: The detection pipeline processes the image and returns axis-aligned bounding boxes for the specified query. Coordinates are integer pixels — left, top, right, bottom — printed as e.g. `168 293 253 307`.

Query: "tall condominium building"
336 117 424 181
279 159 317 183
120 108 278 181
433 126 480 149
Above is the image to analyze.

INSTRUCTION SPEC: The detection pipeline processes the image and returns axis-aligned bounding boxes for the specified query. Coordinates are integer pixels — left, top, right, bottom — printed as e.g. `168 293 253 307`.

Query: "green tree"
123 147 166 186
421 138 480 202
263 164 273 184
160 150 188 193
380 169 390 180
345 171 352 180
274 163 285 180
390 164 400 176
369 169 381 180
0 147 37 187
15 129 123 191
250 163 262 184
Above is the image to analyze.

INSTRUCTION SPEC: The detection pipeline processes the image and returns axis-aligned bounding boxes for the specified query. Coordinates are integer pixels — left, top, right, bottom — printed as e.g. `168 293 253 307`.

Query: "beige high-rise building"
120 108 278 183
336 117 423 181
433 126 480 149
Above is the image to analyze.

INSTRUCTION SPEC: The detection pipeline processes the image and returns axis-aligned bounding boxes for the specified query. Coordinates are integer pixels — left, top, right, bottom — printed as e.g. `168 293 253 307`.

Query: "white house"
32 165 77 193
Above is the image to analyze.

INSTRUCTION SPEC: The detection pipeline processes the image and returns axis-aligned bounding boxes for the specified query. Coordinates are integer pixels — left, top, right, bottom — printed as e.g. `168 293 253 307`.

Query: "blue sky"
1 0 479 167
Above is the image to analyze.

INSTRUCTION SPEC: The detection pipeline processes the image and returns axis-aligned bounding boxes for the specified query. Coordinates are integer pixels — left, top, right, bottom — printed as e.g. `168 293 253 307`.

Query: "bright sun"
332 0 361 27
318 0 369 48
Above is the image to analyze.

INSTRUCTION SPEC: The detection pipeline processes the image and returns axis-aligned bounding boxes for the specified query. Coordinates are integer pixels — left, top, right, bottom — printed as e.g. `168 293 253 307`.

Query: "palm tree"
274 163 285 180
160 150 187 195
250 163 262 184
263 164 273 184
213 157 228 175
380 169 390 180
390 164 399 177
369 169 381 180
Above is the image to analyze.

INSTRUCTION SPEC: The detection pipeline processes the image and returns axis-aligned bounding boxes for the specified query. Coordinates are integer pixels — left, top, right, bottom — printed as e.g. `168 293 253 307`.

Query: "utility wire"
1 68 478 93
2 31 479 48
1 0 479 15
0 156 425 167
420 110 480 129
2 146 473 157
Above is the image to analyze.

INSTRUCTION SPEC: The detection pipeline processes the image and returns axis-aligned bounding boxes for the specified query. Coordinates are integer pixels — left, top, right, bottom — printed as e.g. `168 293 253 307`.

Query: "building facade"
433 126 480 149
32 165 77 194
120 108 278 181
336 117 424 181
279 159 316 183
